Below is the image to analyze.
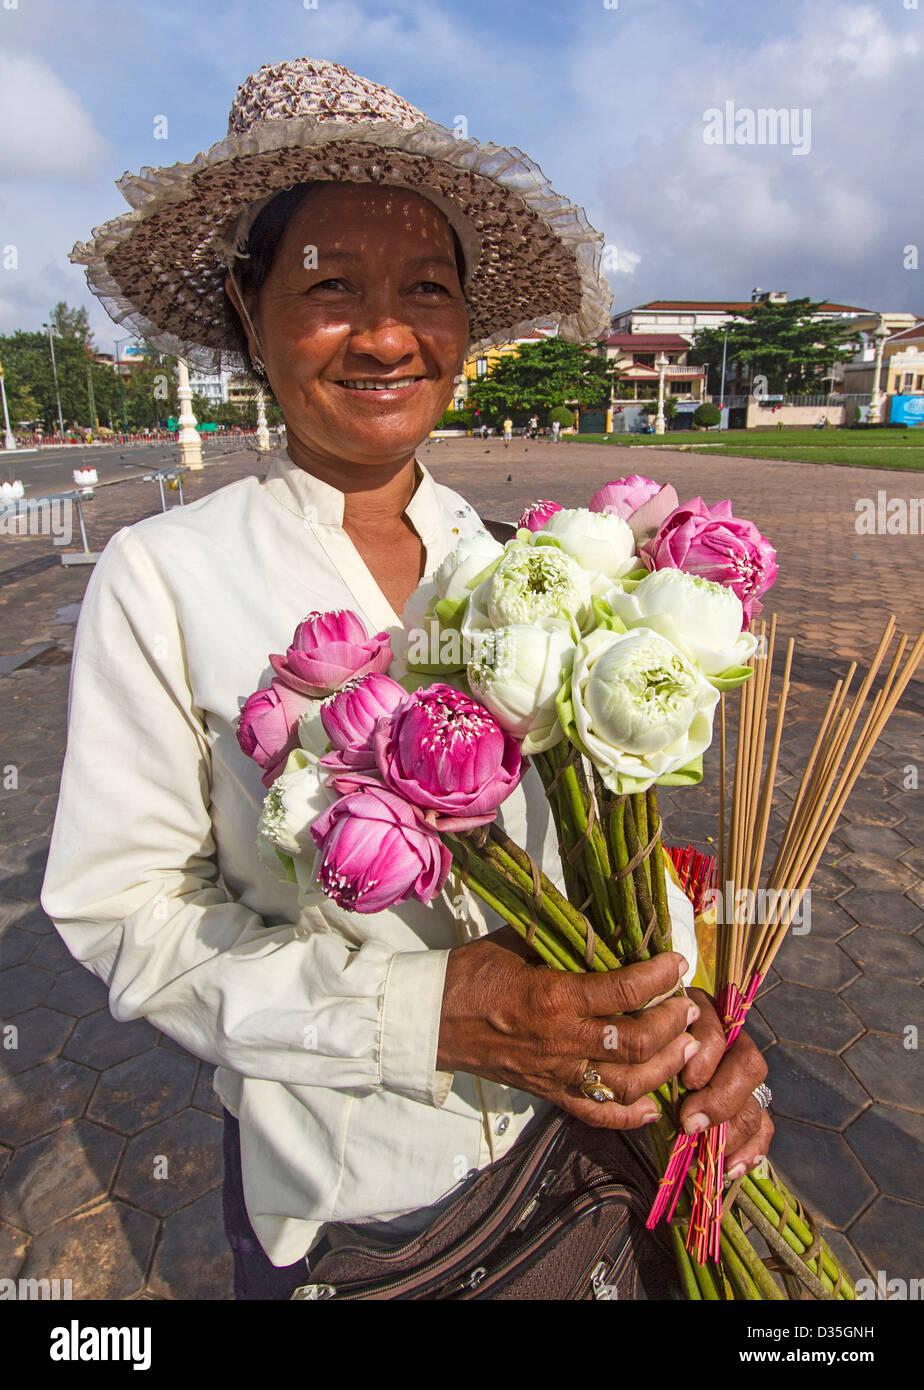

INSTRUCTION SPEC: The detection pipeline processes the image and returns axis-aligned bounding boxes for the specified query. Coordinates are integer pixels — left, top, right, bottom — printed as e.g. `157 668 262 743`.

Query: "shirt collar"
262 444 444 539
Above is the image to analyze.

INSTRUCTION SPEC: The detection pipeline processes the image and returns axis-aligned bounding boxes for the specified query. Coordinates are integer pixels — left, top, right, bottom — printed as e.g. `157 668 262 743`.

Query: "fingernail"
676 955 689 979
686 1003 701 1025
642 1111 660 1124
726 1161 746 1180
683 1112 710 1135
753 1154 767 1169
683 1039 701 1062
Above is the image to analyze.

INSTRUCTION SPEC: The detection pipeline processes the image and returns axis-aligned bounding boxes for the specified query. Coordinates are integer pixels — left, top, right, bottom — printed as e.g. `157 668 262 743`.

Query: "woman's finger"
575 994 700 1067
725 1109 775 1179
678 1030 767 1133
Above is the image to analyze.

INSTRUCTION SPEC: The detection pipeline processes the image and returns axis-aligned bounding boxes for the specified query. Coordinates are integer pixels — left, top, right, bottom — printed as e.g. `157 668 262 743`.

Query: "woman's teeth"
339 379 419 390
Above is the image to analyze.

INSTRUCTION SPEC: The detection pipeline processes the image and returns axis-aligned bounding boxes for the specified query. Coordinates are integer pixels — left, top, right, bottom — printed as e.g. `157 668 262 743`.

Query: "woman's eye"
413 281 449 295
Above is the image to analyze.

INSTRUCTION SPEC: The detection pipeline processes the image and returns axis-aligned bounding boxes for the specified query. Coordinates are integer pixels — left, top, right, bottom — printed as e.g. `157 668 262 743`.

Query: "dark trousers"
221 1107 315 1300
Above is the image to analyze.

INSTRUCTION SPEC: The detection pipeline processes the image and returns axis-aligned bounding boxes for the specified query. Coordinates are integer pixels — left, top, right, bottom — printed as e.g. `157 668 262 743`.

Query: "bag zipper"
291 1112 571 1301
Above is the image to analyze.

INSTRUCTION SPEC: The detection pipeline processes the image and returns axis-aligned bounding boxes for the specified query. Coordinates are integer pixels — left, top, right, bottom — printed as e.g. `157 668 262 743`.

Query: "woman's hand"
678 987 774 1178
437 928 701 1130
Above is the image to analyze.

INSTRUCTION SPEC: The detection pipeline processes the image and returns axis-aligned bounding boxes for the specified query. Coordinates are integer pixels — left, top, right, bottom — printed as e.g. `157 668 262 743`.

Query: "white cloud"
0 52 108 182
601 244 641 276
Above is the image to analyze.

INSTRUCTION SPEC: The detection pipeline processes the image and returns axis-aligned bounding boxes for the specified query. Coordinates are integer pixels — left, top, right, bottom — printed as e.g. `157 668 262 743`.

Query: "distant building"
840 320 924 402
454 331 554 410
610 288 870 339
593 333 705 402
189 367 234 405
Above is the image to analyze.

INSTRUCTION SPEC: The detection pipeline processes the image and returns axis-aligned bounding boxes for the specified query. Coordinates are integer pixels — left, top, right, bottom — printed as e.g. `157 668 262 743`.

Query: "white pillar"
654 353 668 435
176 358 203 470
867 325 890 425
255 387 271 452
0 365 17 450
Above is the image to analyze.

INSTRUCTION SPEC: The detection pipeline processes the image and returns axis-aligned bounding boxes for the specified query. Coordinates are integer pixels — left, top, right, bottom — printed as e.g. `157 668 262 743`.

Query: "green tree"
466 338 620 420
642 396 679 423
692 402 721 428
688 298 851 395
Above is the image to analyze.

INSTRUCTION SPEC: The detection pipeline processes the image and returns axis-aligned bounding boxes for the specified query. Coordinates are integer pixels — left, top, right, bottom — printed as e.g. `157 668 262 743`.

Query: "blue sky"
1 0 921 352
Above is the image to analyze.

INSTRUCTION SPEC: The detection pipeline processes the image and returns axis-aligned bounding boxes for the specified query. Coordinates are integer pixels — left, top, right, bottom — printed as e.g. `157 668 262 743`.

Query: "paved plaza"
0 437 921 1299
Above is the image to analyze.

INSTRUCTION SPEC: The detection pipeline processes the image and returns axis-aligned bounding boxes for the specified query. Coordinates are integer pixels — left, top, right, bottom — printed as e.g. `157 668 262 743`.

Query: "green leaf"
709 665 755 691
434 595 469 631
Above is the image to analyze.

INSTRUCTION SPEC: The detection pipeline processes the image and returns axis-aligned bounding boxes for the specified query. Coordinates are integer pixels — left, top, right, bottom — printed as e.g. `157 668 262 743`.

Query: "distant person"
503 417 513 447
551 418 561 442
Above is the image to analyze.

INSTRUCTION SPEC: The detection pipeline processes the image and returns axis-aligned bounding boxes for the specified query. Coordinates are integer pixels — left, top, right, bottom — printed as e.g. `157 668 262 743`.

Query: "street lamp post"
867 322 891 425
719 327 729 409
113 337 132 433
654 352 669 435
0 361 17 450
42 321 65 439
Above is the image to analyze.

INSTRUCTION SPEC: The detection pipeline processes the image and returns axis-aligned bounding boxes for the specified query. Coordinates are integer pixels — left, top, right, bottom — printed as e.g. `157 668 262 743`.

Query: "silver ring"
753 1082 772 1112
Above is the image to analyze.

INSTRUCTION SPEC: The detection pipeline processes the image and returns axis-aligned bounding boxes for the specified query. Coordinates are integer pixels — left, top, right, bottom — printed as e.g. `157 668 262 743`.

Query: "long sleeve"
40 525 451 1105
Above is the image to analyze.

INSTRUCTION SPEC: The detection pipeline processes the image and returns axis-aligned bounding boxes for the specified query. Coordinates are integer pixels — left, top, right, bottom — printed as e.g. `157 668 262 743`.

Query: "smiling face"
227 182 470 473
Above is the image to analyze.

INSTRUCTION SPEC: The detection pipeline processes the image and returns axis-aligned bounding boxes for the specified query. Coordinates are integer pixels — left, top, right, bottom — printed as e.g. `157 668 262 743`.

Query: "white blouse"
41 446 696 1267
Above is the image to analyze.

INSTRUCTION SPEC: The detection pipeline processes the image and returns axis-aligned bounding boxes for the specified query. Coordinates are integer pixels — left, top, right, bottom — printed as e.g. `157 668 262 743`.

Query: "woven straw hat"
70 58 613 371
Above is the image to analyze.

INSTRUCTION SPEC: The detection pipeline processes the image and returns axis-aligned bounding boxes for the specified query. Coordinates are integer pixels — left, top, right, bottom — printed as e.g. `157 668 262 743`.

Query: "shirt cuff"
379 948 454 1107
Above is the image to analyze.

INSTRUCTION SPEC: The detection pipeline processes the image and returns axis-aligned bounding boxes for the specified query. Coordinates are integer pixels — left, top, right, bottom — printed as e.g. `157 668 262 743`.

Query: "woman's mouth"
334 377 425 401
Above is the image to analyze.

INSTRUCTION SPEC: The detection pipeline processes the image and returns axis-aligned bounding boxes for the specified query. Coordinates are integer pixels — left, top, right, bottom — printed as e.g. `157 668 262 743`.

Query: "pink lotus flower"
518 499 563 532
372 683 524 832
310 785 451 913
589 476 680 545
237 681 315 788
320 673 406 769
269 610 392 697
640 497 777 627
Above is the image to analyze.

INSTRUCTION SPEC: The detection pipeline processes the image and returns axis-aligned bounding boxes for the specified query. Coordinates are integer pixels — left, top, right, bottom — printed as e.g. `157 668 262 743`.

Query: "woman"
42 58 771 1299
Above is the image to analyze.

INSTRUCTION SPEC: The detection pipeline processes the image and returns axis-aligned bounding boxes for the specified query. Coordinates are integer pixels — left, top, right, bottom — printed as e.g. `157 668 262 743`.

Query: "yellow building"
453 332 552 409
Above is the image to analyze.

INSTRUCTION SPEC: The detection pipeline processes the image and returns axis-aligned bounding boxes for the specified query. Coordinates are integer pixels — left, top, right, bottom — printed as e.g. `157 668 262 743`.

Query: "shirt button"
494 1115 510 1136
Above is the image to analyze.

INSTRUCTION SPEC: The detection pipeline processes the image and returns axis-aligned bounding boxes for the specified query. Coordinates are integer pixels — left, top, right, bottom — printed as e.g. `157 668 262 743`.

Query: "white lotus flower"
570 627 719 792
467 624 574 753
257 747 329 859
433 530 504 601
540 507 639 581
465 541 593 637
605 568 758 678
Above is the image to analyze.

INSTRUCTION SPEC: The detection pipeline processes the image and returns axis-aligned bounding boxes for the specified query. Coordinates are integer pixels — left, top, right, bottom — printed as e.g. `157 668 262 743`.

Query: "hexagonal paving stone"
841 974 924 1037
0 1058 95 1146
0 1007 75 1077
798 896 857 941
62 1008 159 1070
841 793 904 828
0 1120 124 1234
845 1105 924 1206
744 1005 776 1052
758 982 863 1053
17 1200 156 1300
87 1048 197 1134
814 1226 868 1287
840 927 924 981
772 935 859 991
28 932 77 973
113 1108 223 1218
837 851 919 894
0 926 36 968
764 1042 869 1129
0 1218 29 1280
148 1188 234 1300
850 1197 924 1289
839 824 913 858
841 890 923 935
192 1063 223 1118
807 862 853 898
768 1116 876 1229
44 966 108 1017
0 963 53 1016
844 1034 923 1111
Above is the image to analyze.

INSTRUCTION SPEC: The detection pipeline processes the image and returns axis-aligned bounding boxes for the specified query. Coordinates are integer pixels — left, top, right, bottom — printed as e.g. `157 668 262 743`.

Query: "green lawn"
568 428 924 471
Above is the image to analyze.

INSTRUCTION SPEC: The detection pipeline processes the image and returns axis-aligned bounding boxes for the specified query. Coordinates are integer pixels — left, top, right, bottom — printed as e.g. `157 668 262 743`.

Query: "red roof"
887 321 924 344
617 299 869 315
602 334 693 349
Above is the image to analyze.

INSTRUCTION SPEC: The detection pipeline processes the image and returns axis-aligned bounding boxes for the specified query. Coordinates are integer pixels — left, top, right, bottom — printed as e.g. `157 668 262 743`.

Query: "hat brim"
71 116 613 370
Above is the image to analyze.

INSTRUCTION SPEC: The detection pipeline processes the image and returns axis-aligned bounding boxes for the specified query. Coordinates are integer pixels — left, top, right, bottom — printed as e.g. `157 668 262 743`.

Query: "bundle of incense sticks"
666 845 718 916
649 612 924 1267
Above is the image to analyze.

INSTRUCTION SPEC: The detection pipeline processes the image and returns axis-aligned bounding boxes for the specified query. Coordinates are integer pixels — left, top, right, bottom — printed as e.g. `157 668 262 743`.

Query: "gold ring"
580 1068 617 1104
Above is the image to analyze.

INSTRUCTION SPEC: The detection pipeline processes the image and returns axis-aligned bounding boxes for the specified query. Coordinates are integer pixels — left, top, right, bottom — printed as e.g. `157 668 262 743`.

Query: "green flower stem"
486 828 622 973
547 744 619 942
719 1229 764 1300
447 841 583 973
622 806 659 959
733 1189 843 1302
670 1226 703 1300
646 787 674 954
605 796 647 960
742 1174 854 1299
721 1209 785 1300
532 752 591 913
631 792 652 894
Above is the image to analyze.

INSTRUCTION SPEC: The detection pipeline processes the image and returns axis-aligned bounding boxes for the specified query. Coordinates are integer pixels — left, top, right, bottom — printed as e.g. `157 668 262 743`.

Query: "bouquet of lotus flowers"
237 474 921 1301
